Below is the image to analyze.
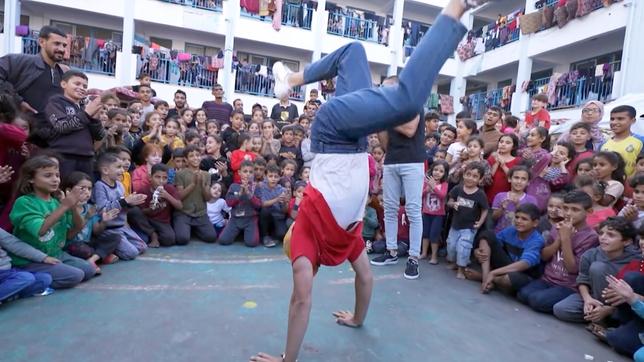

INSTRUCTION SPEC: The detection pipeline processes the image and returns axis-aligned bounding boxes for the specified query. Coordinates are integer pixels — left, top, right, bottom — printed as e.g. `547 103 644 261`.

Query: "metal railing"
234 67 304 101
536 0 605 32
478 23 521 53
139 56 218 89
528 75 616 110
327 12 384 44
159 0 223 11
468 88 509 120
22 37 119 76
240 3 314 30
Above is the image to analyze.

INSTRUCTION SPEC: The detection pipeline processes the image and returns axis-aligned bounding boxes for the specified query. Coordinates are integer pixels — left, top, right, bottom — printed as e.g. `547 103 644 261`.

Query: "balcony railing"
528 75 615 110
241 3 314 30
535 0 605 32
234 67 304 101
139 56 218 90
327 12 385 44
22 37 119 76
468 88 512 121
159 0 223 12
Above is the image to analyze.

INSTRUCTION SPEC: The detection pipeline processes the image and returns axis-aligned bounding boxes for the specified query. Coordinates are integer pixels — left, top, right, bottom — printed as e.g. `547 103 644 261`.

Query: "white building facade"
0 0 641 122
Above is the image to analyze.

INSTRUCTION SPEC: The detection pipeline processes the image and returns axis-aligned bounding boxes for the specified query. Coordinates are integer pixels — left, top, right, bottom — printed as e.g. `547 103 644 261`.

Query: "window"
531 69 553 81
150 36 172 49
185 42 219 56
237 51 300 71
0 13 30 33
49 20 122 45
570 51 622 75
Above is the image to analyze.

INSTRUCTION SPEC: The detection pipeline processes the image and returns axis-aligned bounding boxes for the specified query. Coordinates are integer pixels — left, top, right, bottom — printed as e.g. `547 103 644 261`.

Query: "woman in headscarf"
560 100 606 150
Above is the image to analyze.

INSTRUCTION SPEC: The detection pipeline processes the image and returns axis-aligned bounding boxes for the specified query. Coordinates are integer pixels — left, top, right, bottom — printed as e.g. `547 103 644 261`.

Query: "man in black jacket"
0 26 70 146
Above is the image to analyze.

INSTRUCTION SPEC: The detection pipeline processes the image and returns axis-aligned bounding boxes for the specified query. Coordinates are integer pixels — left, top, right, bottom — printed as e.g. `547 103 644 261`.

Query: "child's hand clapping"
61 188 83 209
101 208 120 222
0 165 14 184
125 193 147 206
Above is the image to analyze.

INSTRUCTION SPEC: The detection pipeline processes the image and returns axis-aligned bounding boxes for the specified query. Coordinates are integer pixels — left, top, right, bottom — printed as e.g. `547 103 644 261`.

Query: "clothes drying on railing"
326 4 389 45
240 0 284 31
135 46 222 89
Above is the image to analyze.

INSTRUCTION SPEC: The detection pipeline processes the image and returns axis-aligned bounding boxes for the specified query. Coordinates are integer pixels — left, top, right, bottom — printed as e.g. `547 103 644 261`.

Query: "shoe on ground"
272 61 293 100
263 236 277 248
404 258 419 280
370 252 399 266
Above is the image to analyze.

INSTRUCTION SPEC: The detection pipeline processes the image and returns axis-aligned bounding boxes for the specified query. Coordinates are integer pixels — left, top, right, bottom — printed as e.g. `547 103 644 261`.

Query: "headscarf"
559 100 605 150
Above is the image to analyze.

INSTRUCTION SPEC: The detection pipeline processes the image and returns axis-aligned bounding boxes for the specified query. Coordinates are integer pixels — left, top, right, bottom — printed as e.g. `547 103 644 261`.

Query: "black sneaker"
370 252 398 266
404 258 419 280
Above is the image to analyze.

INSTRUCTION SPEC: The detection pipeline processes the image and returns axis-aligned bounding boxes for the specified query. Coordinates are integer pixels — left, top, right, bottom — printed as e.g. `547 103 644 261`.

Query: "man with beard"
167 90 188 119
0 26 70 147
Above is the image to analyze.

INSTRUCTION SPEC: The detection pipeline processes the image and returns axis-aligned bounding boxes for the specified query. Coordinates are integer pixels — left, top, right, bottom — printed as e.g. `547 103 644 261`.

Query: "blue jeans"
445 228 476 267
0 268 51 301
383 163 424 258
305 15 467 153
517 279 575 314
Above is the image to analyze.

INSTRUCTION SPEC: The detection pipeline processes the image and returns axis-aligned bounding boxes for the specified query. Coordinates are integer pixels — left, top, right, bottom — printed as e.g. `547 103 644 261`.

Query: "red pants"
290 186 365 270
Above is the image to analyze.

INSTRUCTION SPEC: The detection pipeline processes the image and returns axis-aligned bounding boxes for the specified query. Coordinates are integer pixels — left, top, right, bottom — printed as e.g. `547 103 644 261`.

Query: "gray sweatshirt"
0 228 47 271
576 244 641 286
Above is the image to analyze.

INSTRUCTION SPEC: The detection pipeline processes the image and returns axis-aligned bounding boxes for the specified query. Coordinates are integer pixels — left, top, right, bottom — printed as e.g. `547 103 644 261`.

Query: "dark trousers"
59 154 94 180
259 208 287 240
607 272 644 356
218 216 259 247
149 219 176 247
517 279 575 313
19 252 95 289
480 233 542 291
66 231 121 259
0 268 51 301
127 207 156 240
173 212 218 245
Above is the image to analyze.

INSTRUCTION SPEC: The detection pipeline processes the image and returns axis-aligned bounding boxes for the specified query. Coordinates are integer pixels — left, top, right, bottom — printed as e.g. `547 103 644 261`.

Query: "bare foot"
429 258 439 265
446 262 457 270
102 254 119 264
249 352 283 362
456 271 466 279
419 254 428 260
463 268 482 281
149 233 160 248
333 310 362 328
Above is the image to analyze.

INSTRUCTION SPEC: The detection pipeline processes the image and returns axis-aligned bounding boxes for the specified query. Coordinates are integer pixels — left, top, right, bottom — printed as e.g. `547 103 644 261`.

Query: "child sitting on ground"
553 217 639 324
445 162 489 279
93 153 148 260
255 164 289 248
218 160 262 247
517 190 599 314
139 164 183 247
471 204 545 294
207 182 230 236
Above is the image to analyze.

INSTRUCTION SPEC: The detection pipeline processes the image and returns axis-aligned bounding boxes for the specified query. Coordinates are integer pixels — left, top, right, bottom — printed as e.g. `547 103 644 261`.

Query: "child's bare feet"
102 254 119 264
456 270 466 279
463 268 482 281
249 352 283 362
87 259 102 275
429 257 439 265
446 262 457 270
333 310 362 328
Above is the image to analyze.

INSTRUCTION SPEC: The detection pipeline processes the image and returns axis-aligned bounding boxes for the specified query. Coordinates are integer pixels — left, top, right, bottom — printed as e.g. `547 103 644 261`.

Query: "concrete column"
511 37 532 116
448 11 474 123
387 0 405 76
116 0 136 85
618 0 644 97
307 1 327 97
3 0 20 54
222 0 240 102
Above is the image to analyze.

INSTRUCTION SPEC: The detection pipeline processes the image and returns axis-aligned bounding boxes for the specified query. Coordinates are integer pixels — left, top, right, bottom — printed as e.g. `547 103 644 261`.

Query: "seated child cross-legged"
472 204 545 294
139 164 183 247
517 190 599 314
445 162 489 279
553 217 639 323
173 145 218 245
218 161 262 247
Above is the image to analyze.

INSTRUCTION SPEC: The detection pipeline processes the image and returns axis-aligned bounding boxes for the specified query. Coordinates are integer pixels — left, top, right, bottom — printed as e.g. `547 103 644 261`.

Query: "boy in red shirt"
140 164 183 247
230 133 256 184
523 93 551 132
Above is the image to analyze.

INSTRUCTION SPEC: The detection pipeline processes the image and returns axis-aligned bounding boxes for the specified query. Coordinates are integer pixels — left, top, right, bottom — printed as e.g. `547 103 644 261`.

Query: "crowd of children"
0 64 643 358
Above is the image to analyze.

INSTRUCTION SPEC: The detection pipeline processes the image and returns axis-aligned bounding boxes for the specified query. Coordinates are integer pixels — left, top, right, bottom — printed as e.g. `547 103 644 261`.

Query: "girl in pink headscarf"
560 100 606 150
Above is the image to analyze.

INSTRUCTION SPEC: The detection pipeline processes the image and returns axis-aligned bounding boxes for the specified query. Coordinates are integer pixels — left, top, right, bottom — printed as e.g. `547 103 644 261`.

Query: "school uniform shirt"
140 184 180 223
448 185 489 230
492 192 538 233
541 225 599 290
576 244 640 287
601 136 643 177
496 227 545 268
270 102 299 122
174 169 209 218
9 194 72 266
525 108 551 130
422 181 448 216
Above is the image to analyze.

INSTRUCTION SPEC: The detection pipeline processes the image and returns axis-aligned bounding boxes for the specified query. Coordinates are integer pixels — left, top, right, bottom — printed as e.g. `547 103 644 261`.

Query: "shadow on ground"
0 242 630 362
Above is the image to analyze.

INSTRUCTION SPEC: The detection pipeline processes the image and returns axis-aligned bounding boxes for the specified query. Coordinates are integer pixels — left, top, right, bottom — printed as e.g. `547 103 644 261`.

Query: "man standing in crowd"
0 26 69 146
270 94 299 124
479 106 503 157
202 83 233 124
370 75 425 280
167 89 188 119
233 98 252 123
